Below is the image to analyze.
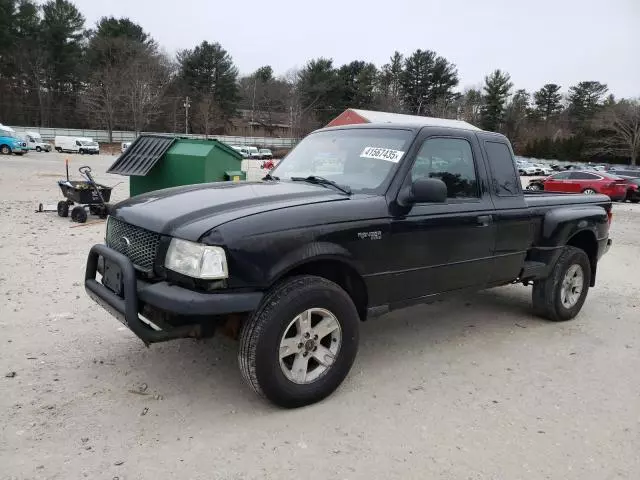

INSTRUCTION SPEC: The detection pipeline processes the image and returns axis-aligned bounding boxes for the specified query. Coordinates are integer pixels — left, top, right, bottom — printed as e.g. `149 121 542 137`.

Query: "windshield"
272 128 413 193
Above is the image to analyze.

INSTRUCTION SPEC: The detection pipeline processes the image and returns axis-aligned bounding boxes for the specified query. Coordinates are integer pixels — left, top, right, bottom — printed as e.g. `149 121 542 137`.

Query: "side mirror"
398 177 447 206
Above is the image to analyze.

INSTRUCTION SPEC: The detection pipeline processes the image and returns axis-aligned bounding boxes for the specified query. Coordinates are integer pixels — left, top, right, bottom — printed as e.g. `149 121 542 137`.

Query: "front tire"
532 246 591 321
1 145 11 155
239 275 360 408
583 188 597 194
36 146 42 152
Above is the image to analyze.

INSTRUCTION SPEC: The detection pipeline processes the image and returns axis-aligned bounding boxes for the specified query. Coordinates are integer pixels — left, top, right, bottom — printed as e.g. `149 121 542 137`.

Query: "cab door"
387 130 496 302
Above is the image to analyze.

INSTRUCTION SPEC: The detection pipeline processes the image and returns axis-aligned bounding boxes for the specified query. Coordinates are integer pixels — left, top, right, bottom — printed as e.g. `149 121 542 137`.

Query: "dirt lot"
1 152 639 479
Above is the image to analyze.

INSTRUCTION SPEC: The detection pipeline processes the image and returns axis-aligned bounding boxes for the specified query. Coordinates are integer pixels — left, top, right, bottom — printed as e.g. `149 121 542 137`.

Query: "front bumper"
85 244 263 344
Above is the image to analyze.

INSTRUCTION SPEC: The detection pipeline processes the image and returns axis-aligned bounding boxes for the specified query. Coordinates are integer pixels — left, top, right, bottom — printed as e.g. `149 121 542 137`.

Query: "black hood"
110 181 348 241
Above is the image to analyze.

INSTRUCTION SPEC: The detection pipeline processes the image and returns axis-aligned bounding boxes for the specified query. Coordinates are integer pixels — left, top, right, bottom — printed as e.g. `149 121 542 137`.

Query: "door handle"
476 215 492 227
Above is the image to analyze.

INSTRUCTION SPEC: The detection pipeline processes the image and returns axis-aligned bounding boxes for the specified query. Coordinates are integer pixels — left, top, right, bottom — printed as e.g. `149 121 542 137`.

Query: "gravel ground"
1 153 639 480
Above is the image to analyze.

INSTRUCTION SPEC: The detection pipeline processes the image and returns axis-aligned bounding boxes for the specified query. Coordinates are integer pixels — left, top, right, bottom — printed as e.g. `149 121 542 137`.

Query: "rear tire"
55 147 62 153
71 206 87 223
239 275 360 408
57 201 69 218
582 188 597 194
532 246 591 321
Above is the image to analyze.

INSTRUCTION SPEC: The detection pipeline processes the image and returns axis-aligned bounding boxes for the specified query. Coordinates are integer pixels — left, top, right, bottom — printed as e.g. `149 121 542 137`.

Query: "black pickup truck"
85 122 612 408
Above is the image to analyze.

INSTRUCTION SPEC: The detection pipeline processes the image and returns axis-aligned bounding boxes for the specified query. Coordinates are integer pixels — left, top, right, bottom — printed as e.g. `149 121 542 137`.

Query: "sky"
72 0 639 98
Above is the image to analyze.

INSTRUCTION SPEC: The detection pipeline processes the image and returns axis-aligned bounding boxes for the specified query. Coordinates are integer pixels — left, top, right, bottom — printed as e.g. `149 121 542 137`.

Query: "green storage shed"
107 135 246 197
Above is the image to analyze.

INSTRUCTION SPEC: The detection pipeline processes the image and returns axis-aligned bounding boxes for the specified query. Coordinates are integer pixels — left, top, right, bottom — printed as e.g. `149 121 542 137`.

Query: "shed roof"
327 108 481 131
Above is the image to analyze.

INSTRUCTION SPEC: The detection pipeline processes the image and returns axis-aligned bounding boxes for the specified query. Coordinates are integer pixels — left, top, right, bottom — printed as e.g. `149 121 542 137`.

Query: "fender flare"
267 241 364 286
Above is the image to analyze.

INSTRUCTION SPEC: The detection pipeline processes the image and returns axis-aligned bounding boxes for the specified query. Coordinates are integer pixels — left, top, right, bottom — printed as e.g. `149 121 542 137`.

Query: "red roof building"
326 108 480 131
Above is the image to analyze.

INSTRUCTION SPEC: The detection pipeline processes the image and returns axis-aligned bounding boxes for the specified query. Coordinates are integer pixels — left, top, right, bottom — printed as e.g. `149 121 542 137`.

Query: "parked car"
532 163 553 175
24 131 51 152
84 121 614 408
617 176 640 203
541 170 628 200
259 148 273 159
0 125 27 155
55 136 100 154
609 168 640 178
517 161 539 176
247 146 261 159
231 146 249 158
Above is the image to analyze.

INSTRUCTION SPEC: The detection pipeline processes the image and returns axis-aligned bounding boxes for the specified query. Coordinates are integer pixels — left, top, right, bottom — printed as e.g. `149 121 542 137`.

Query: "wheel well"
282 260 369 321
567 230 598 286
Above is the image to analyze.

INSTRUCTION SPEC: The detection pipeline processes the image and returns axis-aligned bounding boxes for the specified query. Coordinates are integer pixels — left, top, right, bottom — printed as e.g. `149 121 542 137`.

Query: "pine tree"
178 41 240 122
378 51 404 112
400 49 458 116
567 81 608 129
533 84 563 121
481 69 513 132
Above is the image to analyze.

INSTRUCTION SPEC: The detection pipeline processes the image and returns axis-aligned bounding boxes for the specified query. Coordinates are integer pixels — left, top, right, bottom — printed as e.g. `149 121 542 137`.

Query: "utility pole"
250 78 257 136
183 96 191 135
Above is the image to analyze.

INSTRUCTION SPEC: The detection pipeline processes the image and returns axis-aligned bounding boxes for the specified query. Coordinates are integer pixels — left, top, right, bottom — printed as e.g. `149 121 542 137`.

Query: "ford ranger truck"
85 122 612 408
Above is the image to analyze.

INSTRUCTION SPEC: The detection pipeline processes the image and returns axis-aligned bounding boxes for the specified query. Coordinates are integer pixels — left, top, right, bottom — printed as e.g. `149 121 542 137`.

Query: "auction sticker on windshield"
360 147 404 163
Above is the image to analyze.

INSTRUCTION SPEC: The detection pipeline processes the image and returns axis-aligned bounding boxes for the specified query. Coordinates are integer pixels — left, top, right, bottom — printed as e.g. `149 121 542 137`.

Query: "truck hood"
110 181 348 241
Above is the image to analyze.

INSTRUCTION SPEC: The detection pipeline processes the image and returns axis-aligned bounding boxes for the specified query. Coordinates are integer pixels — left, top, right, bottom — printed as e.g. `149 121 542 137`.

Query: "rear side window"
484 141 520 196
551 171 570 180
570 172 600 180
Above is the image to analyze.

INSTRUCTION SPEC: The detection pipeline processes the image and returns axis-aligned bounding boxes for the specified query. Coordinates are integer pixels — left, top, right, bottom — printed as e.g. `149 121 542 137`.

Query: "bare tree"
195 95 223 137
283 68 304 138
122 52 172 134
457 88 484 126
596 99 640 165
80 67 124 142
80 36 136 141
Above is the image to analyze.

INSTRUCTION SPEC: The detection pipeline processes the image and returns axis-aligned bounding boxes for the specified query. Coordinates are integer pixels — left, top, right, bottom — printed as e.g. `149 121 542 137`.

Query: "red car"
541 170 629 201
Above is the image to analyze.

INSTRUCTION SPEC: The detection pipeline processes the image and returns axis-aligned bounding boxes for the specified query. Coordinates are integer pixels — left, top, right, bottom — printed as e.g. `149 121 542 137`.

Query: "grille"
106 217 160 272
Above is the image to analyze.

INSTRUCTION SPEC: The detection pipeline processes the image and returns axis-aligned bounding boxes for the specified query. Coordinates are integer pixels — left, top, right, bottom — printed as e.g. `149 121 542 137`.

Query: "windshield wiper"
263 173 279 181
290 175 352 195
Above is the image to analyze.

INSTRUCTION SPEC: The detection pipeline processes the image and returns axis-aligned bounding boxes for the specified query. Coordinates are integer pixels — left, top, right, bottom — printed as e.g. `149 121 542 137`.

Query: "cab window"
411 137 479 199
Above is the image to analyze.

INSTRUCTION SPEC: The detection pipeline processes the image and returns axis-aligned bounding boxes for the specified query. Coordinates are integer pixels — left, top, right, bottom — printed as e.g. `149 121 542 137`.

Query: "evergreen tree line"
0 0 638 164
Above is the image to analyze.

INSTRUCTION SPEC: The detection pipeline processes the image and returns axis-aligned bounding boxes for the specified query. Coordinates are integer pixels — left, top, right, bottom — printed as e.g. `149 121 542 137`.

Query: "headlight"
165 239 228 279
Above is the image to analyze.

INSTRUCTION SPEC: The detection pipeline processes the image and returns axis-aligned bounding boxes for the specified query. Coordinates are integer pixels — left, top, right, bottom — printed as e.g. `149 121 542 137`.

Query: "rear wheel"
583 188 597 194
239 275 359 408
532 246 591 321
55 147 62 153
70 206 87 223
57 201 69 218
